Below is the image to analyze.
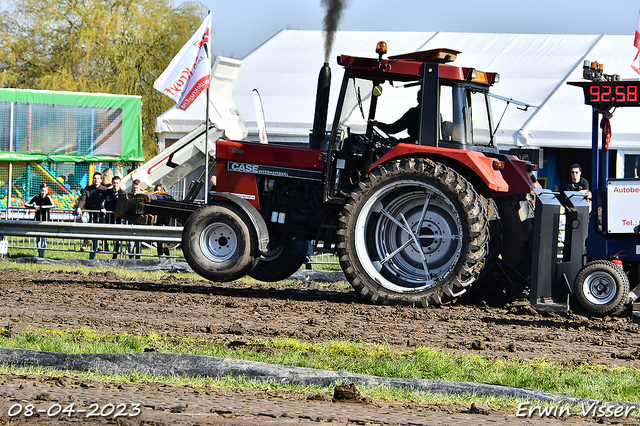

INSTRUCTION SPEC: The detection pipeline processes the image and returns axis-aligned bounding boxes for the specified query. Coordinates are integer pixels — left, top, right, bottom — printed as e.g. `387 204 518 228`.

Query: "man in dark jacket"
25 183 55 257
563 163 590 192
76 172 106 259
127 179 143 259
100 175 126 259
153 183 173 258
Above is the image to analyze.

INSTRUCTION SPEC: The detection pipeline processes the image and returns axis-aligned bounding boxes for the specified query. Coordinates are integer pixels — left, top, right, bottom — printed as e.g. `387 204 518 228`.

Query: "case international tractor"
128 43 539 307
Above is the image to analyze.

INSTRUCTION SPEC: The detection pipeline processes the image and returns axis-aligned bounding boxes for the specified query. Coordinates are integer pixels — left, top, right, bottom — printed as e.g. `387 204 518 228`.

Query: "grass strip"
0 362 532 412
0 328 638 406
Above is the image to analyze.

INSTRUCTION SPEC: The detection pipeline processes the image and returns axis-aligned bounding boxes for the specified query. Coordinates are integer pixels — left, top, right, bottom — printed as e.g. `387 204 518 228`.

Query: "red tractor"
172 43 538 306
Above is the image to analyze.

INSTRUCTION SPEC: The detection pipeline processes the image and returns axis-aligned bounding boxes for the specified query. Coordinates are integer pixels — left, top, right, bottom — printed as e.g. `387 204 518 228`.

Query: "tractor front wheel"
182 202 259 282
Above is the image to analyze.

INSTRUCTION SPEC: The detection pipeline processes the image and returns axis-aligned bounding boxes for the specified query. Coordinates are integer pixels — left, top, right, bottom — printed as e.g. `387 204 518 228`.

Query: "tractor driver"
369 90 421 144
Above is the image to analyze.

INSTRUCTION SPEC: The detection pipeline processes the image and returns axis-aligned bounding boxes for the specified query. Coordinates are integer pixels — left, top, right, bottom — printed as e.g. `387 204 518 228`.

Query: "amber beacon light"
376 41 387 60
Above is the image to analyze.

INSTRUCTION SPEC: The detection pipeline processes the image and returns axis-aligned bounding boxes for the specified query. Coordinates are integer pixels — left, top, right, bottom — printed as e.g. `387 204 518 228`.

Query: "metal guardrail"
0 220 182 243
0 208 182 259
0 207 340 265
0 208 182 242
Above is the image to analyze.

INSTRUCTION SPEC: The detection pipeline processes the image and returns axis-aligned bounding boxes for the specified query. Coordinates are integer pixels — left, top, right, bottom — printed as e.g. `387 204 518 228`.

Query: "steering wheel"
370 123 397 149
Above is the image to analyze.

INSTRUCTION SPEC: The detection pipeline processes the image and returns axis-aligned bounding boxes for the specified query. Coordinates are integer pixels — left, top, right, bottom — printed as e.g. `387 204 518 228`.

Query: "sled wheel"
336 158 489 307
249 238 309 282
182 202 259 282
574 260 629 315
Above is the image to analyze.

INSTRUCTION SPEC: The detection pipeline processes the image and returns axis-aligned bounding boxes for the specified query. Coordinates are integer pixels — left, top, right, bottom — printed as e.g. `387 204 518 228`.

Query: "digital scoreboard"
568 80 640 107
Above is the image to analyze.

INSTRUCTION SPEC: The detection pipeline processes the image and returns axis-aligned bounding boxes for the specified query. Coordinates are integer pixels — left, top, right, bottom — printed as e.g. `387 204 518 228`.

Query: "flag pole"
204 11 212 204
205 85 210 204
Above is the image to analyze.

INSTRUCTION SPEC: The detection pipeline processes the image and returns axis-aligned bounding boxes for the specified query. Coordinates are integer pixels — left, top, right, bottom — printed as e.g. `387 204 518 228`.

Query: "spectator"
153 183 173 258
102 168 114 188
101 175 126 259
76 172 106 259
99 167 114 252
127 179 143 259
563 163 592 212
131 179 142 195
209 174 217 193
25 183 54 257
563 163 590 192
206 174 217 205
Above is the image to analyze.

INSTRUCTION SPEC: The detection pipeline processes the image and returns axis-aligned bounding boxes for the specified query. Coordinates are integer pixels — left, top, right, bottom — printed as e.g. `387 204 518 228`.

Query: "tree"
0 0 207 160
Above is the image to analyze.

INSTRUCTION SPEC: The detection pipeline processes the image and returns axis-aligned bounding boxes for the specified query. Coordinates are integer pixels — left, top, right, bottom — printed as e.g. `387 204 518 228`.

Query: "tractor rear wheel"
182 202 259 282
336 158 489 307
249 238 309 282
574 260 630 315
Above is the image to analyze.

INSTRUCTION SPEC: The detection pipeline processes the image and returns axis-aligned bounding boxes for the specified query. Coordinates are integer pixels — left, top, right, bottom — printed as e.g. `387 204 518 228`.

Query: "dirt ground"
0 266 640 425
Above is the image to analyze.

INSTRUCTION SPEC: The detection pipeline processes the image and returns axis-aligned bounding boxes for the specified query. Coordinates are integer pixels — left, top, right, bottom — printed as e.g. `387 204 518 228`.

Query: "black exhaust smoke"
311 62 331 149
322 0 347 63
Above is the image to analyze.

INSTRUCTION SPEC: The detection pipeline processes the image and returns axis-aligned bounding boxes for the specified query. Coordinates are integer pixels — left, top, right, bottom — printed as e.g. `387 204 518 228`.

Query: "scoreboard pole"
567 79 640 231
591 107 599 215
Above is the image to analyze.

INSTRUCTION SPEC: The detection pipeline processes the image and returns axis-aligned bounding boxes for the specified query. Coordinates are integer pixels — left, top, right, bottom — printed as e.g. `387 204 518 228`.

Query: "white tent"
224 30 640 151
155 30 640 161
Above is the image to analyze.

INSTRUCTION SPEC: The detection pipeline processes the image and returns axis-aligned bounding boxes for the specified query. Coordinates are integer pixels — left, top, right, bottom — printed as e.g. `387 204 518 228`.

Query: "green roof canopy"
0 88 143 162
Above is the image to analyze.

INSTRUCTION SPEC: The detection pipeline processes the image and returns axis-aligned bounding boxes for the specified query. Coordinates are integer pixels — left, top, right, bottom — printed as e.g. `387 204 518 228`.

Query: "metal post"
590 108 599 210
7 102 13 219
601 121 609 231
204 87 210 204
203 10 212 204
183 178 187 201
90 108 95 155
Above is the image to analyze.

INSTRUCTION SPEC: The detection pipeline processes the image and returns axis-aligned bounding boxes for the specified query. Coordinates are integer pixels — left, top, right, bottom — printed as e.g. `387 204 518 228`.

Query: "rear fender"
499 154 537 196
209 192 270 254
370 144 510 192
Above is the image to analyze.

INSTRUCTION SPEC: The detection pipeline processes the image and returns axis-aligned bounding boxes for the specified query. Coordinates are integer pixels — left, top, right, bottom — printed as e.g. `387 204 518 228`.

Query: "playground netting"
0 88 144 209
0 162 137 210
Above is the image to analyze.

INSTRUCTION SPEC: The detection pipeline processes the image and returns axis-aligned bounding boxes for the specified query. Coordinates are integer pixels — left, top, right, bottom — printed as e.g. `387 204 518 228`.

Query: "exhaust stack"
310 62 331 149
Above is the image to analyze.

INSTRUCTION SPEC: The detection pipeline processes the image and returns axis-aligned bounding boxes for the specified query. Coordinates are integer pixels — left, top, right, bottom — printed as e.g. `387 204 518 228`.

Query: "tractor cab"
323 44 502 202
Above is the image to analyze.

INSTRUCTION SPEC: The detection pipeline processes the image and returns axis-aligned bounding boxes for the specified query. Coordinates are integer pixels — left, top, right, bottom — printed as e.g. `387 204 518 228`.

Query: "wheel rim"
582 271 617 305
200 222 238 262
355 179 463 293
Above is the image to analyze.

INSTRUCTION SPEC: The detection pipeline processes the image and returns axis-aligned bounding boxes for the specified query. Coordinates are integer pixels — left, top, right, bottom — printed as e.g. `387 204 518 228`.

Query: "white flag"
154 13 212 110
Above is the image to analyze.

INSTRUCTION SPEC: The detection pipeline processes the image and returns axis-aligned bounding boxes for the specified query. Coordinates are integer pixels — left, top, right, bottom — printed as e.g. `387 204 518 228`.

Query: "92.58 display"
582 82 640 106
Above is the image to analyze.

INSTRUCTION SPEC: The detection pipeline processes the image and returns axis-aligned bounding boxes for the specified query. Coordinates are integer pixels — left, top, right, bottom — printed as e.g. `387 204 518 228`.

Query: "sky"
199 0 640 59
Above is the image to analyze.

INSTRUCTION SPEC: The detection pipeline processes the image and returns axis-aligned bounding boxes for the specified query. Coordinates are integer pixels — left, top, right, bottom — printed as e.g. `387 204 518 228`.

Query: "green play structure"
0 88 143 208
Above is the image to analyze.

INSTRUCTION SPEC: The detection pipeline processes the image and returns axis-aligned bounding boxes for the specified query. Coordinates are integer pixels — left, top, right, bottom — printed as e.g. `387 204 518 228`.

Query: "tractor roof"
337 47 499 87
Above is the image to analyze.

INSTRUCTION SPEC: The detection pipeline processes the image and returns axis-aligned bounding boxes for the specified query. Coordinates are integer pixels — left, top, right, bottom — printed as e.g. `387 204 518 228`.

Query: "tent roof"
228 30 640 149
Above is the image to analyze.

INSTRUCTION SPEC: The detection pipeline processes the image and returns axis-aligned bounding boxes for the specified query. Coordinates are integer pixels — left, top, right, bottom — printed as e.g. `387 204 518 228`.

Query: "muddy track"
0 267 639 424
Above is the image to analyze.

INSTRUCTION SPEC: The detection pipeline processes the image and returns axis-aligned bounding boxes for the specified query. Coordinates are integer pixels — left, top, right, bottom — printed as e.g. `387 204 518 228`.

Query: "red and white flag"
154 13 212 110
632 9 640 75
